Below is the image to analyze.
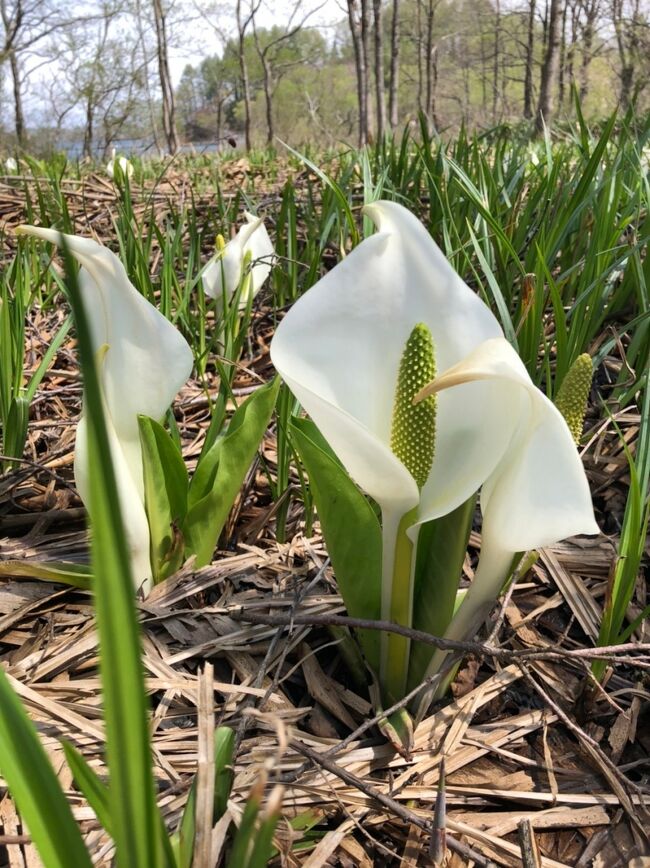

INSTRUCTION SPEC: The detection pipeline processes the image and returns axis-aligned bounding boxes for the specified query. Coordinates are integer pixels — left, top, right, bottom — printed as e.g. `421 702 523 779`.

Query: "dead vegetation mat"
0 178 649 867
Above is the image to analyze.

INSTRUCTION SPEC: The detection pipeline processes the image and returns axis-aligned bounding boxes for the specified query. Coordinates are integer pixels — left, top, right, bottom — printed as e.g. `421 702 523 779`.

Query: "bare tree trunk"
360 0 372 140
135 0 162 152
9 52 25 145
388 0 400 129
347 0 369 146
579 0 599 101
236 0 253 151
612 0 640 109
373 0 386 139
261 54 274 145
524 0 536 118
564 1 579 105
492 0 501 119
416 0 424 113
83 95 94 158
558 0 567 106
425 0 438 128
152 0 179 153
536 0 562 131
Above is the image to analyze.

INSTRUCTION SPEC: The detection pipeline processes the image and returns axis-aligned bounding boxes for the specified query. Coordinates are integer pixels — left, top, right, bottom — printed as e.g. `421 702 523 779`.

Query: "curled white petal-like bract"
202 212 274 308
17 225 194 595
420 337 599 550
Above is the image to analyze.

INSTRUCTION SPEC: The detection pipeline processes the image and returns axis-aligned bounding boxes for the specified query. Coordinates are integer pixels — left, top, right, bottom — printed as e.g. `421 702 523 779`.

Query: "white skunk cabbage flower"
201 212 274 309
5 157 18 173
271 201 597 694
106 148 134 180
17 226 193 596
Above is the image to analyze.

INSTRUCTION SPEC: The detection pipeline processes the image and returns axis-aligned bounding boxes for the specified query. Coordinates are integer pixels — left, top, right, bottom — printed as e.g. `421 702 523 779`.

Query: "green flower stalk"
384 323 437 701
555 353 593 444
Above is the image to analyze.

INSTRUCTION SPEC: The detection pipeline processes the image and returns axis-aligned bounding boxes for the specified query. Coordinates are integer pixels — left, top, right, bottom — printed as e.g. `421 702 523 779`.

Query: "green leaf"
228 784 262 868
407 494 477 691
62 741 112 836
139 415 189 582
291 417 382 671
185 378 280 567
0 668 92 868
3 395 30 468
0 560 92 589
175 726 235 868
213 726 236 821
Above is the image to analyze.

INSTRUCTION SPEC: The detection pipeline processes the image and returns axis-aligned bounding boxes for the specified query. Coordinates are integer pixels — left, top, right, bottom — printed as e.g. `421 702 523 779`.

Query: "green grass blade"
62 742 112 836
0 669 92 868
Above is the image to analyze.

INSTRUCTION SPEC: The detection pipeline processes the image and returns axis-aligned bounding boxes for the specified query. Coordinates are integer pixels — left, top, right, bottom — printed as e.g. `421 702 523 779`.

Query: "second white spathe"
201 212 274 309
17 226 193 596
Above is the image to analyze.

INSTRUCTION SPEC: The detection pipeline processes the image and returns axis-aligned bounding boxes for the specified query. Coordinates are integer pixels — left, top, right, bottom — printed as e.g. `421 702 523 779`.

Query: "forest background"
0 0 648 158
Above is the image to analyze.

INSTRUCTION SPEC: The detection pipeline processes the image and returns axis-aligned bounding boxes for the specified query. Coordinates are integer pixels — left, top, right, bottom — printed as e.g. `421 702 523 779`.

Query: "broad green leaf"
139 415 189 583
58 241 167 868
185 378 280 566
0 560 91 589
407 494 477 691
291 417 382 671
0 668 92 868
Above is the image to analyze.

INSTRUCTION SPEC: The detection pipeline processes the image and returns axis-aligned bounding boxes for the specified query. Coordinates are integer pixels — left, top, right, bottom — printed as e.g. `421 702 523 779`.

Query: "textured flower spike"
391 323 437 490
554 354 593 444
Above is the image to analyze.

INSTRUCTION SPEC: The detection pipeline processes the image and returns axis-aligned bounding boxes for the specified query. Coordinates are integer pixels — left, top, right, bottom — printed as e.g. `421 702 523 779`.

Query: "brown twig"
289 738 492 867
229 608 650 667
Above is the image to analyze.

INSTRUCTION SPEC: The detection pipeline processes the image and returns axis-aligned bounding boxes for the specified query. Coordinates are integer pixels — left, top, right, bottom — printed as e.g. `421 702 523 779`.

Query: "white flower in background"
16 226 193 596
201 212 274 309
106 148 134 181
5 157 18 173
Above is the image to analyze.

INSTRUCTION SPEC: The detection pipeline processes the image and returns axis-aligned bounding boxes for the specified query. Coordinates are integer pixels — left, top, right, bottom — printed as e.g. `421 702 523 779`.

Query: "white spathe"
270 200 597 628
17 226 193 595
201 212 274 308
106 149 134 180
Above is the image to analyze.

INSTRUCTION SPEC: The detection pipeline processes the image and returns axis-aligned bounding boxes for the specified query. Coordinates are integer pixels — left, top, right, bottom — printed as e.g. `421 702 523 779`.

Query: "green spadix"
390 323 437 488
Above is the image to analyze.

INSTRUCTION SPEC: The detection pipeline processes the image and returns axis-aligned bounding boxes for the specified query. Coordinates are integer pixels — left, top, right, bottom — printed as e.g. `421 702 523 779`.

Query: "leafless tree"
236 0 259 151
536 0 563 131
523 0 536 118
252 0 324 146
372 0 386 139
47 9 145 157
0 0 101 145
424 0 441 129
151 0 178 152
388 0 399 129
610 0 645 107
579 0 601 100
347 0 370 145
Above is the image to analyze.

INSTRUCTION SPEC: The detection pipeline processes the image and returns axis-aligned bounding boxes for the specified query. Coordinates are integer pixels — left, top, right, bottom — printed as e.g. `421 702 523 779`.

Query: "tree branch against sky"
4 0 650 154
